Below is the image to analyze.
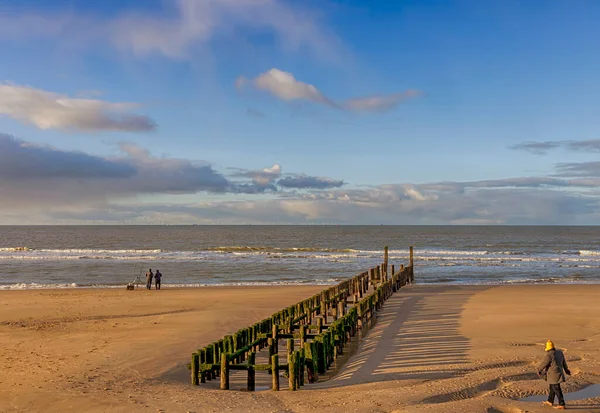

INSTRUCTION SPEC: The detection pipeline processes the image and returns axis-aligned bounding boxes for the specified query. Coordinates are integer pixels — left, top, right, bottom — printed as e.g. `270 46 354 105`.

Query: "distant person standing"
154 270 162 290
145 268 154 290
538 340 571 410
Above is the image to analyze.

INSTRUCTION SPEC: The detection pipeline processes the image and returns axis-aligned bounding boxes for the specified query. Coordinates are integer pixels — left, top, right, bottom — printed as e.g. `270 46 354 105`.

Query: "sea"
0 225 599 290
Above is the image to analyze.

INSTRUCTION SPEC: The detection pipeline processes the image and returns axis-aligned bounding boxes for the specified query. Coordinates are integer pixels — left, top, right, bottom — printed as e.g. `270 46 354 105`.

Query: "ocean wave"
0 282 79 290
413 249 489 255
0 247 31 252
579 250 600 256
209 246 359 253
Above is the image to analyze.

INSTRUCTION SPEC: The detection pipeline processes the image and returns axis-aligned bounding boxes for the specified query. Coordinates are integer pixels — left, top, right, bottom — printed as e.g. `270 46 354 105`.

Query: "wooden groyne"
189 246 415 391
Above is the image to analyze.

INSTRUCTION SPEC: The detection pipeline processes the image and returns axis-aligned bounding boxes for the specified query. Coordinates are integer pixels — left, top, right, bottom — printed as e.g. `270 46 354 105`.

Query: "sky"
1 0 600 224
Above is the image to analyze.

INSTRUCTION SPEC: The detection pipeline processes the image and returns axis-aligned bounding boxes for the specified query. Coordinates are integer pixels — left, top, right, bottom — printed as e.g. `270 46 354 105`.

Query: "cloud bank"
0 84 156 132
0 135 345 210
3 135 600 224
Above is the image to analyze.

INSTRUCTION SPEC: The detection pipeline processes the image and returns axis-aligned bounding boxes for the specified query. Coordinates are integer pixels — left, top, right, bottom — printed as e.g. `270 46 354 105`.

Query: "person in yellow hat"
537 340 571 409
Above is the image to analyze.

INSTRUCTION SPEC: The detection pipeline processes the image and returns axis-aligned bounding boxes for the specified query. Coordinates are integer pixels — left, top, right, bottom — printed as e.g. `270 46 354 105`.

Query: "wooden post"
299 349 305 387
271 354 279 391
304 341 318 383
409 245 413 267
287 338 294 357
247 352 256 391
272 324 279 354
199 349 206 383
337 299 345 318
191 353 199 385
299 325 306 347
317 316 324 332
288 351 297 391
268 337 275 360
384 246 388 279
220 353 229 390
332 299 338 321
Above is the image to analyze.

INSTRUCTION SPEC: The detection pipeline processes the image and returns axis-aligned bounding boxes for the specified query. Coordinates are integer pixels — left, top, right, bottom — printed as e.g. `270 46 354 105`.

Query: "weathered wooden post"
299 348 305 387
331 298 338 321
384 246 389 279
220 353 229 390
288 351 297 391
271 354 280 391
317 316 324 333
199 349 208 383
272 323 279 354
304 341 318 383
337 299 345 318
299 325 306 347
247 352 256 391
409 245 414 282
191 353 199 385
287 338 294 357
268 337 275 360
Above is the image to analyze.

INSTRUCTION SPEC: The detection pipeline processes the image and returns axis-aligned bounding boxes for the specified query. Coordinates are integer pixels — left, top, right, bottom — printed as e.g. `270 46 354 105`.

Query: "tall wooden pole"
271 354 280 391
384 246 389 278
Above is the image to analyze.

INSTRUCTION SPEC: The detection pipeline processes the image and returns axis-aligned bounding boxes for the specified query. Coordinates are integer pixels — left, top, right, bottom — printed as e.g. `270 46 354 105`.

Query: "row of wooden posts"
189 246 414 391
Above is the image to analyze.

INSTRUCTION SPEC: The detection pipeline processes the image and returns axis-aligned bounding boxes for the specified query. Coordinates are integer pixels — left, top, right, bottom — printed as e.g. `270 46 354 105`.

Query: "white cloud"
0 0 340 60
238 68 421 112
0 84 156 132
238 68 335 106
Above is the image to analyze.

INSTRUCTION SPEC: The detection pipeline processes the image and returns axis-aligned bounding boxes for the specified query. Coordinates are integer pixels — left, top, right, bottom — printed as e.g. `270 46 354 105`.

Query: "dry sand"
1 284 600 412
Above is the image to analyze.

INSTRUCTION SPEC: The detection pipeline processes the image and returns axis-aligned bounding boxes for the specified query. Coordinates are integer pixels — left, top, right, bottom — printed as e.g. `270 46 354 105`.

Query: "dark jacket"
538 349 570 384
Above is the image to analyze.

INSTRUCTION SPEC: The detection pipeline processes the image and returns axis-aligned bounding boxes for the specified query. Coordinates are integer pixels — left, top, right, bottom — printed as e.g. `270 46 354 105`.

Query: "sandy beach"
1 284 600 413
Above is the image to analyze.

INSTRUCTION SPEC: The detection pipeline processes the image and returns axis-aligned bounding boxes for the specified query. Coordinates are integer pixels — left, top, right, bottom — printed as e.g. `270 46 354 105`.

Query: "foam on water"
0 279 339 290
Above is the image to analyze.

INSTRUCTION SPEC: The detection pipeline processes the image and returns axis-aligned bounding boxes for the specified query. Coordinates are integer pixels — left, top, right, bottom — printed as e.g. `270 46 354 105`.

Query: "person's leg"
548 383 556 404
554 384 565 406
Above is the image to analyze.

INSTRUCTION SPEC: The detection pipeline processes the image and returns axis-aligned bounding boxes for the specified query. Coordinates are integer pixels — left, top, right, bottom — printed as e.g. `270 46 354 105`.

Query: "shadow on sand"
309 285 487 389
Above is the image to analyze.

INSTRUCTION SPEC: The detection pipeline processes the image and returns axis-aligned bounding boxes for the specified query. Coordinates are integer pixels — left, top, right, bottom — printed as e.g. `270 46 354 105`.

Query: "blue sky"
1 0 600 224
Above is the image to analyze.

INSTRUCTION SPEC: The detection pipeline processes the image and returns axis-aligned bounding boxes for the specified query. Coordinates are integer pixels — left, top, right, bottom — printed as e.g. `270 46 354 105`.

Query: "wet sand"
1 285 599 412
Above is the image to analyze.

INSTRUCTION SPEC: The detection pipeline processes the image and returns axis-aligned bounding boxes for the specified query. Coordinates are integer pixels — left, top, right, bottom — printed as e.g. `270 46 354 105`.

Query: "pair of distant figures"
145 269 162 290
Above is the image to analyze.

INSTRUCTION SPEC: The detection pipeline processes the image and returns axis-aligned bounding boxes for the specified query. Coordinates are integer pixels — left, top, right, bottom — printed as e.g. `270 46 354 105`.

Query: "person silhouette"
538 340 571 410
155 270 162 290
145 268 154 290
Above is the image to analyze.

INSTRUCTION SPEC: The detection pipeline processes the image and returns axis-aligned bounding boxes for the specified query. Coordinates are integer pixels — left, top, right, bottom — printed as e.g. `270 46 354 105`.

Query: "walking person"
154 270 162 290
146 268 154 290
538 340 571 409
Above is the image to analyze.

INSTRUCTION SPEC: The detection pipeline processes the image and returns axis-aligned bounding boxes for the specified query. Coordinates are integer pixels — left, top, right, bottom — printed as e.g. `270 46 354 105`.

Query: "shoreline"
4 279 600 291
